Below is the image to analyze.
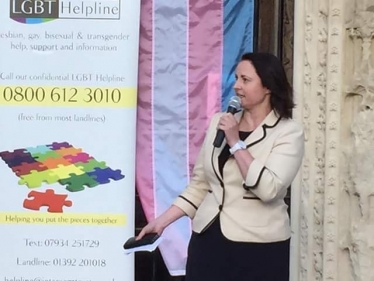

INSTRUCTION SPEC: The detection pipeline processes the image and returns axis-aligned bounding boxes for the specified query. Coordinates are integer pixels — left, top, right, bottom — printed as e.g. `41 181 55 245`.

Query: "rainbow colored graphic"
12 18 56 24
0 142 124 192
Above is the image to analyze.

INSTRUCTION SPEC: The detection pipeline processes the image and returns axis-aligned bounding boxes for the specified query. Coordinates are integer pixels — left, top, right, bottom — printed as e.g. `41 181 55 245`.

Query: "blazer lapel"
211 136 226 184
243 110 281 148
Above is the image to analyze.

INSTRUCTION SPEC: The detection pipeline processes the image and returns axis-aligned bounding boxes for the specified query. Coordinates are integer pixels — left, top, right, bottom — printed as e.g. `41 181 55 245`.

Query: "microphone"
213 96 242 147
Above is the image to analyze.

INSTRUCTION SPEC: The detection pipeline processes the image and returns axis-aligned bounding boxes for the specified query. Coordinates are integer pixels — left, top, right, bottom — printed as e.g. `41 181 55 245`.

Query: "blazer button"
219 205 223 211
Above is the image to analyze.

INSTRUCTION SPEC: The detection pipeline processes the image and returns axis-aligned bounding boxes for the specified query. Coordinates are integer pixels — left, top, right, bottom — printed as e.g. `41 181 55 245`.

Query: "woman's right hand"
136 205 186 240
136 217 166 240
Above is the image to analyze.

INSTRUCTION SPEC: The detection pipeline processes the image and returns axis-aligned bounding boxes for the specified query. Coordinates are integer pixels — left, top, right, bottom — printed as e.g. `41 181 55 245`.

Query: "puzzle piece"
41 157 71 169
33 151 61 161
50 164 84 180
59 173 99 192
6 155 37 168
26 145 52 155
12 161 47 176
75 159 107 172
55 147 82 157
19 170 59 188
47 142 72 150
0 149 30 161
63 152 93 163
23 189 72 213
87 167 124 184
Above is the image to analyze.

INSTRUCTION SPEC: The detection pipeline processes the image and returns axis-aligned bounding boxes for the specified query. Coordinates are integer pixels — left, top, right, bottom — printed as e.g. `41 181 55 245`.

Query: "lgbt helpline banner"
0 0 140 280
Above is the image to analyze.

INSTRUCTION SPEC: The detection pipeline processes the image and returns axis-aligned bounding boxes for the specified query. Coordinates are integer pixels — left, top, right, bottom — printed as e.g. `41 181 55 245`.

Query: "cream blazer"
173 110 304 242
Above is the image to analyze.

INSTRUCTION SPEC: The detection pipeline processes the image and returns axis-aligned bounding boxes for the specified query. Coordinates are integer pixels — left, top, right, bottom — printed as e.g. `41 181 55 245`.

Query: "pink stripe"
188 0 223 172
136 0 155 221
206 73 222 123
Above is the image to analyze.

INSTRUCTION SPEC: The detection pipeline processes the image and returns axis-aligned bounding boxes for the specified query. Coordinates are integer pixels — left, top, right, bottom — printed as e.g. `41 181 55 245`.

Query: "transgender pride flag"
136 0 254 275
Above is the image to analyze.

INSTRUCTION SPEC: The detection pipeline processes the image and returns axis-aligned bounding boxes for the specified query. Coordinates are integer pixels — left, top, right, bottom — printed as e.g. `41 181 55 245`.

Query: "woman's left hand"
217 113 240 147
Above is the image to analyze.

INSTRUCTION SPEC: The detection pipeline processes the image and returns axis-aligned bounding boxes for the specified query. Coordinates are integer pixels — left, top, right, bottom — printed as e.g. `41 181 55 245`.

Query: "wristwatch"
229 140 246 155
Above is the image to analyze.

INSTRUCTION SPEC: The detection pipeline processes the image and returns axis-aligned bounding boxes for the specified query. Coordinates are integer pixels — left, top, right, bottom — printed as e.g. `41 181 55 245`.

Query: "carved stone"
292 0 374 280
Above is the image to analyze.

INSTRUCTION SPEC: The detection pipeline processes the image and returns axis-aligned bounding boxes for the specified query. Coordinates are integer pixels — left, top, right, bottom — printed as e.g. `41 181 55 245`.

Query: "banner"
136 0 254 275
0 0 140 280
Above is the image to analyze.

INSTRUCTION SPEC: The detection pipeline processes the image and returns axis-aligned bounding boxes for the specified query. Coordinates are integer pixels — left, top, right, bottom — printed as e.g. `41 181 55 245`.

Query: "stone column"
291 0 374 280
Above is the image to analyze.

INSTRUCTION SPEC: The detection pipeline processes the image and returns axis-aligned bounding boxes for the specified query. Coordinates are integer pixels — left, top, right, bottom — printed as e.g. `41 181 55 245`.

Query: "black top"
218 131 251 177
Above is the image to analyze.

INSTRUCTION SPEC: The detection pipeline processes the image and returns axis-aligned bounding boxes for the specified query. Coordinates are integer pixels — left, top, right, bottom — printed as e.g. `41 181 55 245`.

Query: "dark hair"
241 52 294 119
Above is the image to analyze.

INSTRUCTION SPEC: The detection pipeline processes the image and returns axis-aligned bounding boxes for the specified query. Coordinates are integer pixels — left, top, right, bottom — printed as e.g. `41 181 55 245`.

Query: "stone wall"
291 0 374 280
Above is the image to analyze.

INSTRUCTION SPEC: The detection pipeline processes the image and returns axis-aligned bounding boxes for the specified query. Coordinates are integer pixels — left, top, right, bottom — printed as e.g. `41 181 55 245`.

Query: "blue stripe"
221 0 255 110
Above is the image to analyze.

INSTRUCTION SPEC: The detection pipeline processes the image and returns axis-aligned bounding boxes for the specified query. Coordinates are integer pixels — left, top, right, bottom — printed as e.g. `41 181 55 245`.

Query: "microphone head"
228 96 242 112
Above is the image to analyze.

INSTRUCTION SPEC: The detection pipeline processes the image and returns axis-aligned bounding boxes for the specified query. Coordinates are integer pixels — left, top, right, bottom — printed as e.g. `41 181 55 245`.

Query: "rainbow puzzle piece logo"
0 142 125 213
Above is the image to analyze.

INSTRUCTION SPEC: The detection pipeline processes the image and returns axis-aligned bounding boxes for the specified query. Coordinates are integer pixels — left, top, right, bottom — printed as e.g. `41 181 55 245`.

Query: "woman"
137 52 304 281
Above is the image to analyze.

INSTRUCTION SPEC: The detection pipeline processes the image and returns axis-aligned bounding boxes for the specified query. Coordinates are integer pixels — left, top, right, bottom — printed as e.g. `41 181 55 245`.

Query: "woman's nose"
233 80 240 90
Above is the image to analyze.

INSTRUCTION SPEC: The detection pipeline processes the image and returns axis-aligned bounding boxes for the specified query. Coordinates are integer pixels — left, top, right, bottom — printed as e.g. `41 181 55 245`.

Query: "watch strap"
229 140 246 155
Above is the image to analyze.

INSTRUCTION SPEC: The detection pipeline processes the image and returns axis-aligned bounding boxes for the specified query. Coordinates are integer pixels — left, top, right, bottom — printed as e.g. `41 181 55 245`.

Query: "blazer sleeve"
244 121 304 202
172 114 220 218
